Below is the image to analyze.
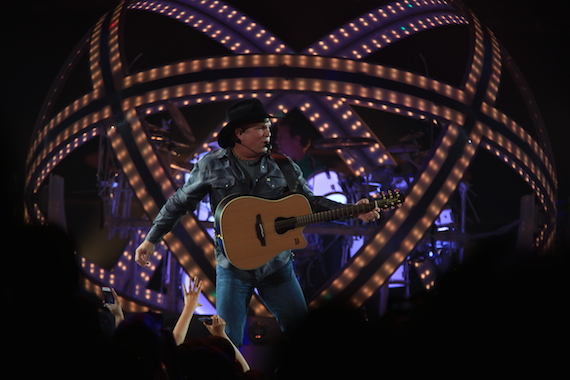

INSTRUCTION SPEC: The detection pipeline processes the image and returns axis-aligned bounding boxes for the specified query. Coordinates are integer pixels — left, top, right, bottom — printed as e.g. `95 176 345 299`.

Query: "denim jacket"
146 148 343 278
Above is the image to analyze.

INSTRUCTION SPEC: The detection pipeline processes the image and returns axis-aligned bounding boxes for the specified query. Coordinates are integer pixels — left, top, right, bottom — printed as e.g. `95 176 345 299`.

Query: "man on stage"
135 98 380 346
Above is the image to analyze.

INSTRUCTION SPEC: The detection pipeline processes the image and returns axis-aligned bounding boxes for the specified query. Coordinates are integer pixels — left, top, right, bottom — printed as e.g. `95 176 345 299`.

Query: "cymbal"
386 144 421 154
313 137 376 150
152 135 193 149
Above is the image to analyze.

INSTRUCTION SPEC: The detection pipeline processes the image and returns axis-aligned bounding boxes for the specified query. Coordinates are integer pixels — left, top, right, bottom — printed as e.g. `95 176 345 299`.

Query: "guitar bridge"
255 214 266 247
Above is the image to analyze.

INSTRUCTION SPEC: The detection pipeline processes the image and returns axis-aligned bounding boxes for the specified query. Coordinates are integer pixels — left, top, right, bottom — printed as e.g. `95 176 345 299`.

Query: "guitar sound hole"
275 217 296 234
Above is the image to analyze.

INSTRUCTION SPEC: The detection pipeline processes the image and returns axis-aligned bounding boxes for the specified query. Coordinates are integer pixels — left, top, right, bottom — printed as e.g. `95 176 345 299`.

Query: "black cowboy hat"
218 98 284 148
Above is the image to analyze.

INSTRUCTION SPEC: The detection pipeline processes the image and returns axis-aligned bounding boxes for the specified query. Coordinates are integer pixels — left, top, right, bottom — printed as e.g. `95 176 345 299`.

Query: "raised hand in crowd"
204 315 251 373
103 287 124 327
172 276 203 345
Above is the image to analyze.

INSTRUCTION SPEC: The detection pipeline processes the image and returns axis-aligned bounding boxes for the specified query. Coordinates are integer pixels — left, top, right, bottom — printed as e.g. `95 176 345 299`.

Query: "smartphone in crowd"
102 286 114 304
198 316 213 325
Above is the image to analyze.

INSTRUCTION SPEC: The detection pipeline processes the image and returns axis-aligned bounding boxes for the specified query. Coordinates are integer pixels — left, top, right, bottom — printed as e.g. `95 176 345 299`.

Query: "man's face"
235 118 272 154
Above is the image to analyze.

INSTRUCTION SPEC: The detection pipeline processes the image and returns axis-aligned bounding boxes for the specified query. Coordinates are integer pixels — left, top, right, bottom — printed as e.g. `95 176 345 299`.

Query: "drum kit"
293 132 429 295
309 133 427 202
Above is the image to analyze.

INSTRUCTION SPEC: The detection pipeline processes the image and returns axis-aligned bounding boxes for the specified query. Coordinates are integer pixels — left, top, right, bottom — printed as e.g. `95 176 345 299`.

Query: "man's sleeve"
145 162 209 244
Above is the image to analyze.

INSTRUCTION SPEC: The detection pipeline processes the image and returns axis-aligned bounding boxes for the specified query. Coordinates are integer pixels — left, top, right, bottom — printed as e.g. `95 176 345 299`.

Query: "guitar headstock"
377 189 405 210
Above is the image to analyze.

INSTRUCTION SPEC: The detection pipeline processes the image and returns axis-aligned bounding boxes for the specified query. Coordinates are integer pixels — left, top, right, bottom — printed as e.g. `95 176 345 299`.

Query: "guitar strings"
272 191 403 231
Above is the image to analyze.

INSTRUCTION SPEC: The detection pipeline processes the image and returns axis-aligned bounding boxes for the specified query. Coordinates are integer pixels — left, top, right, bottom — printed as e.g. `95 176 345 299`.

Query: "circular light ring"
111 52 554 188
308 12 468 58
28 60 552 308
25 0 556 312
128 0 291 54
27 108 111 193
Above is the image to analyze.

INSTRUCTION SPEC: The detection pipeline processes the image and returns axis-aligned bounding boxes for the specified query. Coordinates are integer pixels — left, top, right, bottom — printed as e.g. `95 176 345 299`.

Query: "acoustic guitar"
214 190 405 270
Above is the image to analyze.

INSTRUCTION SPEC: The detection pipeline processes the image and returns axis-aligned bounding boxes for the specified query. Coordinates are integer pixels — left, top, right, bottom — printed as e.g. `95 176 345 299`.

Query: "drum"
306 169 348 204
296 169 349 297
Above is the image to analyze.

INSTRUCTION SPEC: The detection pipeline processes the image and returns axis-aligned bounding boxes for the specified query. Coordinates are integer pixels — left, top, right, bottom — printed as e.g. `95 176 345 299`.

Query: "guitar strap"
271 153 301 193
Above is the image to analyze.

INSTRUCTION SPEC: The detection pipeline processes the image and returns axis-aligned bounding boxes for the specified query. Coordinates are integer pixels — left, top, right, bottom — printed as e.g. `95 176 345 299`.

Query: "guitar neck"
272 190 404 233
295 199 385 227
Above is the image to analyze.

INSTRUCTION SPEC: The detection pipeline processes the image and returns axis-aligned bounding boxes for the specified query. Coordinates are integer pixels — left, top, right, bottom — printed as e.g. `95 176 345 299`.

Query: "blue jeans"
215 260 308 346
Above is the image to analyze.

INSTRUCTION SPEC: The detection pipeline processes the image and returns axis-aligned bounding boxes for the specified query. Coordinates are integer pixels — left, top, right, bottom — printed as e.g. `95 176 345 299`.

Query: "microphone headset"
233 137 272 155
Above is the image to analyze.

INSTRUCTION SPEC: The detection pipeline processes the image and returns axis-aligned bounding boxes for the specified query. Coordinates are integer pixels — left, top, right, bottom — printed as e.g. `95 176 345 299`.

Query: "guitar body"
215 189 405 270
215 193 312 270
